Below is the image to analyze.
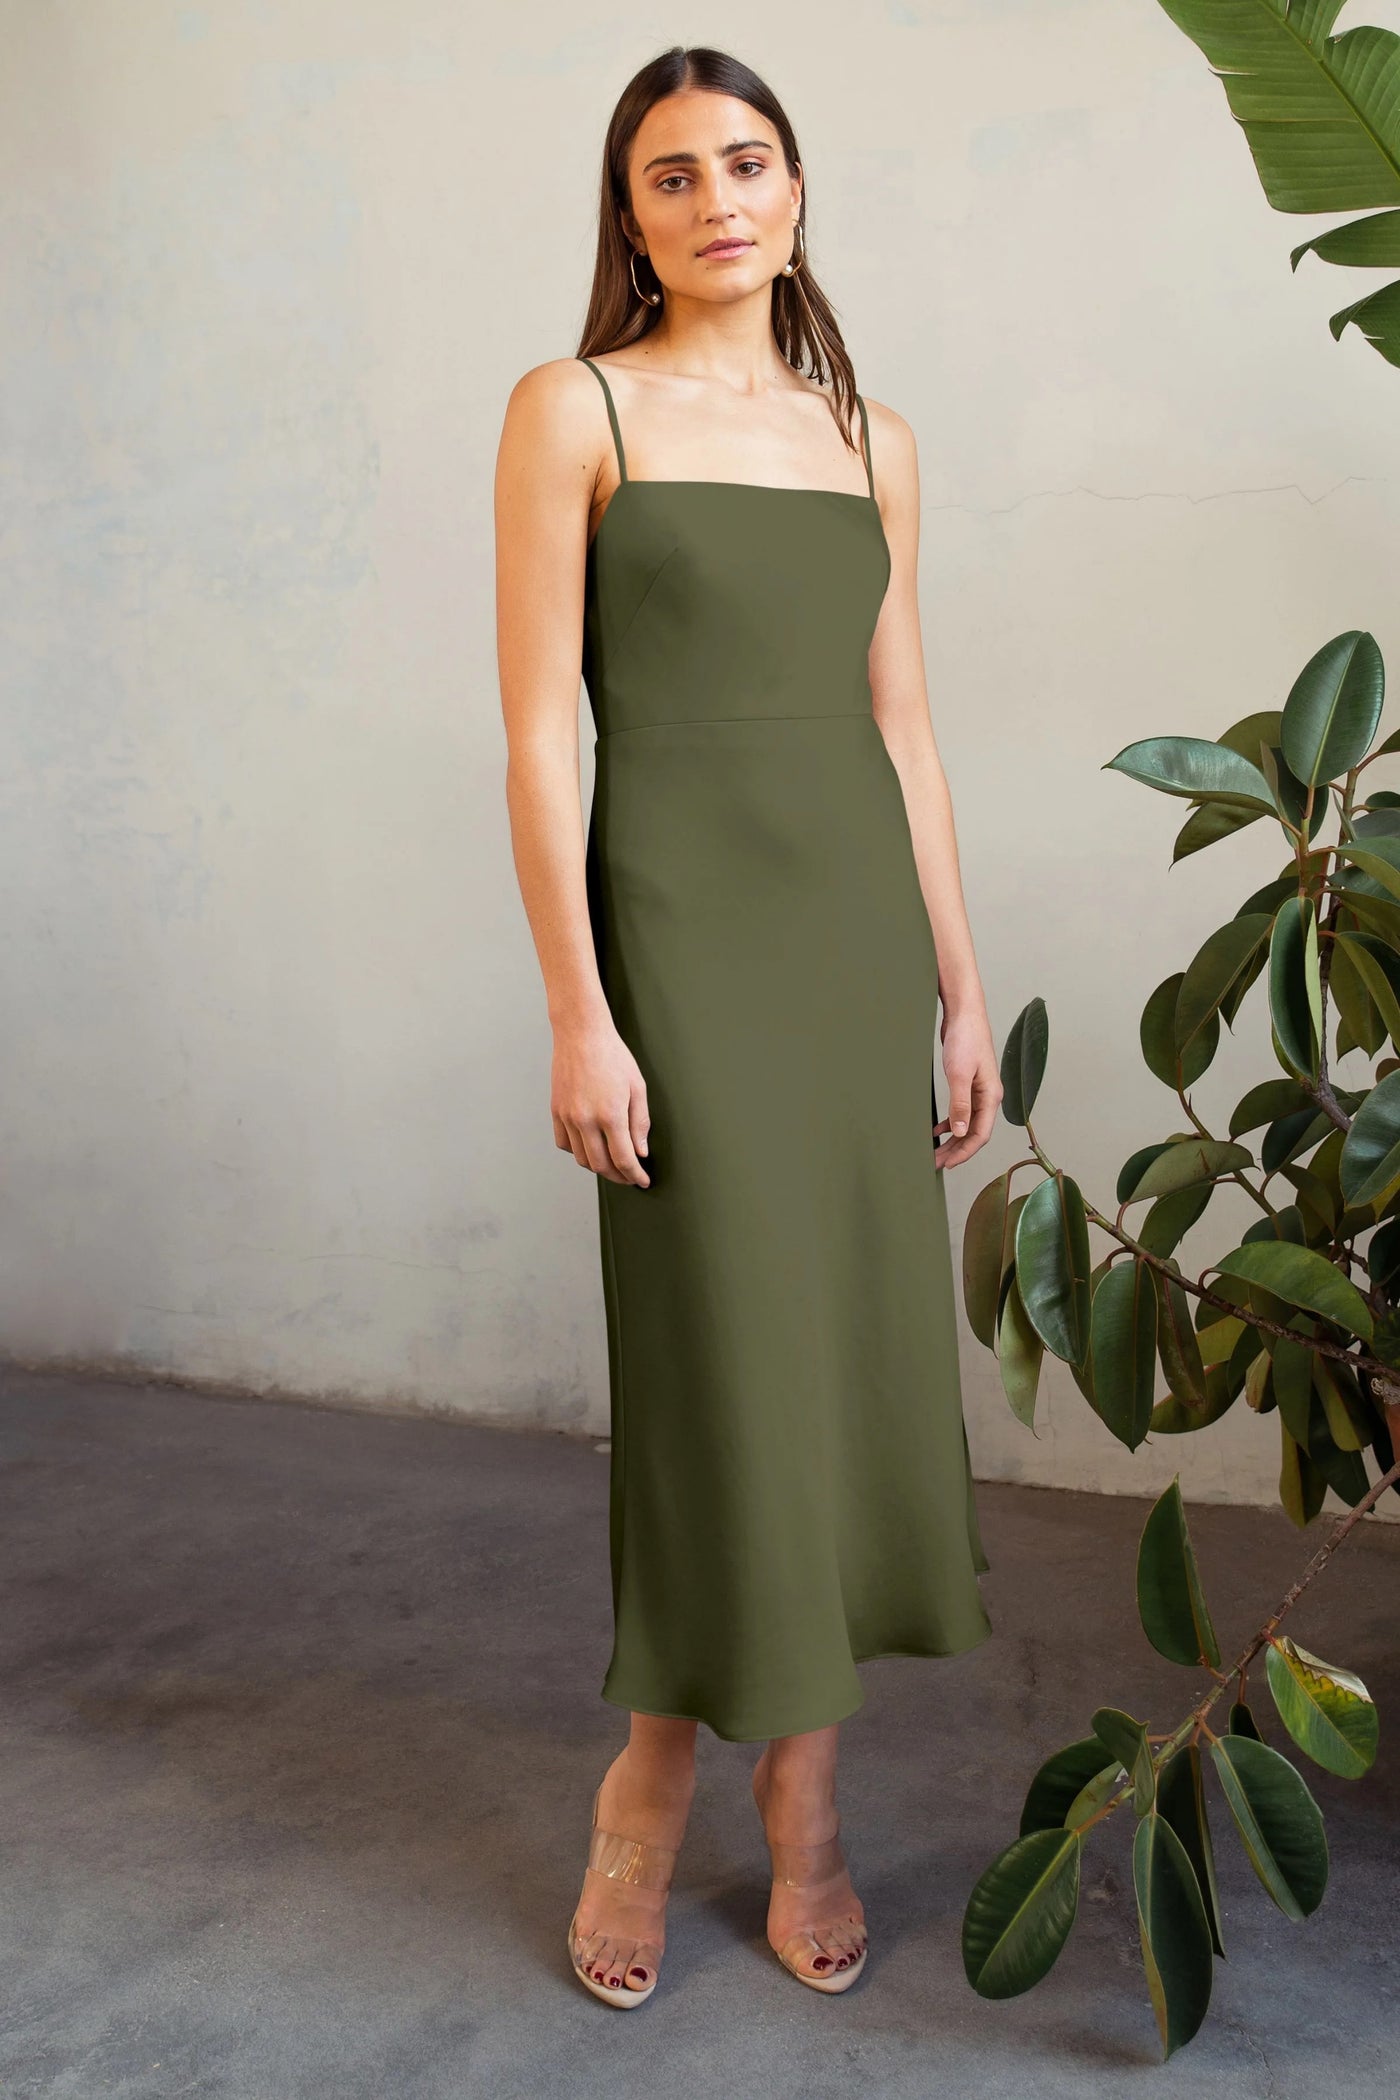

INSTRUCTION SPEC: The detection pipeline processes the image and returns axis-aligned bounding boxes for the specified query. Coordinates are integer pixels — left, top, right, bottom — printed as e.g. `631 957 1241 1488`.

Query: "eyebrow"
640 137 775 174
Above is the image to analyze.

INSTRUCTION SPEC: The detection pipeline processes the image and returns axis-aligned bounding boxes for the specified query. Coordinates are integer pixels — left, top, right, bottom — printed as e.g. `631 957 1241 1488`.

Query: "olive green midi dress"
578 355 991 1743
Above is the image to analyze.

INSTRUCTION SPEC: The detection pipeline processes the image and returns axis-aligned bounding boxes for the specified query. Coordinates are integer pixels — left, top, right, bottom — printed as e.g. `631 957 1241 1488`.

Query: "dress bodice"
582 479 890 738
575 357 890 740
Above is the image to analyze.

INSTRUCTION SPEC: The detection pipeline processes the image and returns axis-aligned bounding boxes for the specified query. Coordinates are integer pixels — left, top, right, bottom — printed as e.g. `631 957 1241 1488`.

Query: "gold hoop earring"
629 247 662 306
780 221 805 277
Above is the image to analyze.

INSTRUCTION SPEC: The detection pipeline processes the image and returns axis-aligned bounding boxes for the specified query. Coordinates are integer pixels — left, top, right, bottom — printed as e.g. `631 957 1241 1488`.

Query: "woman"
495 45 1002 2007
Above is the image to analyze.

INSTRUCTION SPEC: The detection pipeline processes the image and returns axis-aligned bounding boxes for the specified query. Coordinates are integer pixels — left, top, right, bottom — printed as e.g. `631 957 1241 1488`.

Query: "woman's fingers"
605 1107 650 1188
555 1079 652 1187
577 1120 624 1182
932 1061 1003 1168
550 1027 653 1185
569 1115 647 1187
589 1109 649 1187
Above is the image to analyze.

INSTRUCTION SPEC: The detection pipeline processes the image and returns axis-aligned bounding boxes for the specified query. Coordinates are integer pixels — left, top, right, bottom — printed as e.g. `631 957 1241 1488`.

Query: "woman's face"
621 90 801 304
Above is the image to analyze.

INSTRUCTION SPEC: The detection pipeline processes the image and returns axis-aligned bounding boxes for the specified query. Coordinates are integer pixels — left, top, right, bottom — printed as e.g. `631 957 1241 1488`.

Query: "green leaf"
1177 915 1273 1052
1208 1735 1328 1921
1092 1707 1156 1817
1197 1310 1246 1366
1149 1359 1241 1435
962 1827 1082 1998
1000 999 1048 1127
1268 896 1322 1082
1103 735 1275 812
1014 1173 1093 1368
1133 1808 1214 2060
1088 1259 1157 1452
1220 709 1285 759
1229 1700 1263 1742
1327 279 1400 365
996 1271 1043 1432
1333 883 1400 952
1019 1737 1120 1837
1338 836 1400 907
1245 1346 1276 1414
1327 932 1387 1058
1230 1077 1318 1138
1335 932 1400 1051
1279 632 1386 787
1141 1184 1217 1260
1173 799 1260 863
1304 1380 1372 1507
1271 1336 1315 1447
1153 1263 1210 1412
964 1172 1023 1350
1158 1743 1225 1958
1339 1068 1400 1208
1065 1760 1128 1830
1293 208 1400 270
1154 0 1400 366
1214 1241 1374 1344
1265 1636 1379 1780
1122 1137 1254 1202
1313 1356 1370 1452
1137 1181 1214 1259
1141 973 1219 1091
1280 1422 1328 1528
1137 1477 1222 1669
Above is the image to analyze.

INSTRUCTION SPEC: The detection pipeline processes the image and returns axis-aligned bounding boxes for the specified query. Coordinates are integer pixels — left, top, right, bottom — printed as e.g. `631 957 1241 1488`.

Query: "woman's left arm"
864 398 1003 1169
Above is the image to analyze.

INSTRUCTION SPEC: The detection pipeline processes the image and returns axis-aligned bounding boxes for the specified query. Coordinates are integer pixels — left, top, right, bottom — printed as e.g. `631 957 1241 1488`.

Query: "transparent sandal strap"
586 1825 678 1889
766 1829 846 1888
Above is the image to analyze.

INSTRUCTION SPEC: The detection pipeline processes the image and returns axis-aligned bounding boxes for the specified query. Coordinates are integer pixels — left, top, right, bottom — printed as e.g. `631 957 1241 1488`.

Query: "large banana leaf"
1154 0 1400 367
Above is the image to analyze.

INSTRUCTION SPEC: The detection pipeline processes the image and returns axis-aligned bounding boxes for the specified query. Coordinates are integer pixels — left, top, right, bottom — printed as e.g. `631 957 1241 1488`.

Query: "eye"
734 159 766 176
656 172 690 192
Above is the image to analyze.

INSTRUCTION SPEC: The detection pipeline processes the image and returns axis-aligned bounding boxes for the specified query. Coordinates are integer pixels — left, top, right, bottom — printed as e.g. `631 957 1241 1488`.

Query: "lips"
699 239 753 257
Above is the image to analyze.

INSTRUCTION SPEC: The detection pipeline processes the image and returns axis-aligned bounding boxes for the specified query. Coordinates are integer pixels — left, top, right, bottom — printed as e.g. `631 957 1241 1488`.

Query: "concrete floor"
1 1367 1397 2100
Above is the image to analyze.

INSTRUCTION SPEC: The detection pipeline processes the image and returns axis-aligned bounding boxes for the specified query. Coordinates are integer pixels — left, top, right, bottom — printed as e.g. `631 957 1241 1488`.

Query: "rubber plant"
959 634 1400 2056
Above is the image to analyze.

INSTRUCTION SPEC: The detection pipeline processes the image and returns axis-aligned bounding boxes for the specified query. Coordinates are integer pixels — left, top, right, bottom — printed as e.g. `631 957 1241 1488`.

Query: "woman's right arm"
494 358 651 1189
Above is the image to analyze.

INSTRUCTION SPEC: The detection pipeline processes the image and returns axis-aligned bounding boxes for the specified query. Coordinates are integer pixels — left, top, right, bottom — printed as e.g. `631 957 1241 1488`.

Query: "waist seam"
597 709 874 739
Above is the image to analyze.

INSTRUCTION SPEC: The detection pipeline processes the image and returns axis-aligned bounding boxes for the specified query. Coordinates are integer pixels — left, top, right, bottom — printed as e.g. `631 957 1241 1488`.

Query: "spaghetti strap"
579 356 628 483
855 393 875 500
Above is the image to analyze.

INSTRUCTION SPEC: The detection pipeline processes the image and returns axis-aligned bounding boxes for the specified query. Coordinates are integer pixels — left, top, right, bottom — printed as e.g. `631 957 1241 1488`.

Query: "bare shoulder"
858 394 916 474
503 354 605 437
496 356 620 520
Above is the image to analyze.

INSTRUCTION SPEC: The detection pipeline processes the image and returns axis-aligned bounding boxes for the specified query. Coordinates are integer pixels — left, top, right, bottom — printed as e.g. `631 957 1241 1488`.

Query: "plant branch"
1019 1133 1380 1378
1075 1453 1400 1835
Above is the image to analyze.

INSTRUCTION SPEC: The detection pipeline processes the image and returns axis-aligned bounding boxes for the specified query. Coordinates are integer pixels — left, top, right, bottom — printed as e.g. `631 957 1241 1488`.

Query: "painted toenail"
629 1967 647 1981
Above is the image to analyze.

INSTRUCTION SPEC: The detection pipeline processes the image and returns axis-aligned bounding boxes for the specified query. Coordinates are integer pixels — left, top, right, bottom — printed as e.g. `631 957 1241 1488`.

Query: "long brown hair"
576 45 862 452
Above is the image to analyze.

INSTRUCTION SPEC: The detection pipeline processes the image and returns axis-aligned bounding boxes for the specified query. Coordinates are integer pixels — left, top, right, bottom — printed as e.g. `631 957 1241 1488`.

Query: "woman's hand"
933 1001 1003 1169
552 1018 652 1187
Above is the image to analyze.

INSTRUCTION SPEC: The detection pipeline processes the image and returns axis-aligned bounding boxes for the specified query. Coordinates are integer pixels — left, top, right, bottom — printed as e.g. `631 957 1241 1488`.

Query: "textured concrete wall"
4 0 1399 1517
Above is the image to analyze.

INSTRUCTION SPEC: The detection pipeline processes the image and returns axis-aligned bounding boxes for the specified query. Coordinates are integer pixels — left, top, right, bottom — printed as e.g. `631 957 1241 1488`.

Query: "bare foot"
570 1745 695 1994
752 1743 867 1981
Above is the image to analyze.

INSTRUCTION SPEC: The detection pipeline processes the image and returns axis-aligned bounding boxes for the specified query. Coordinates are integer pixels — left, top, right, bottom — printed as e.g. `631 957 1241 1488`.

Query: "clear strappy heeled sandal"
765 1822 869 1993
567 1779 681 2009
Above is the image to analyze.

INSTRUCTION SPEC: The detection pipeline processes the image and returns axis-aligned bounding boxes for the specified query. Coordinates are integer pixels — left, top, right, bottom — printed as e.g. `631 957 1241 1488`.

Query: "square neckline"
587 476 883 557
579 356 883 555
